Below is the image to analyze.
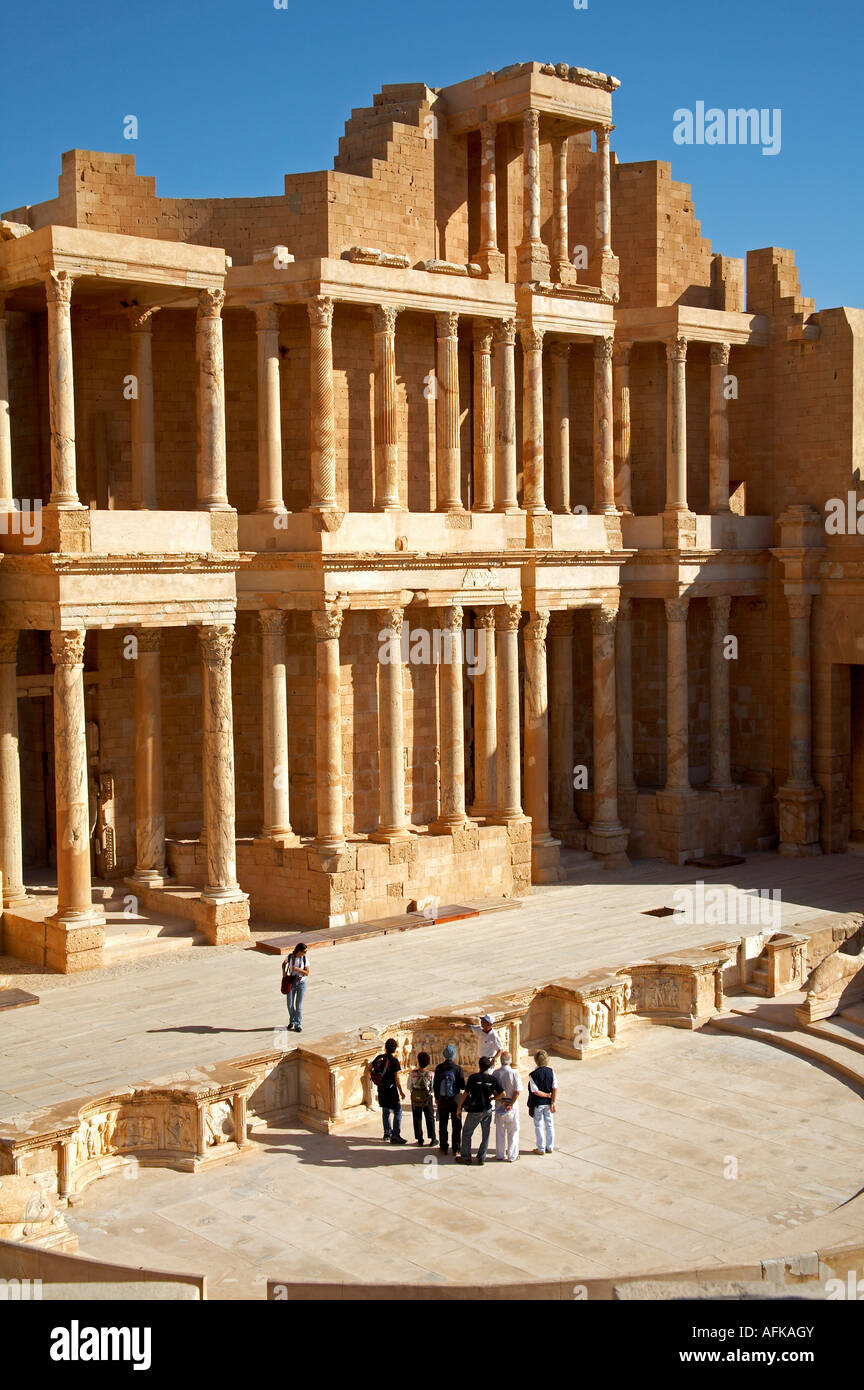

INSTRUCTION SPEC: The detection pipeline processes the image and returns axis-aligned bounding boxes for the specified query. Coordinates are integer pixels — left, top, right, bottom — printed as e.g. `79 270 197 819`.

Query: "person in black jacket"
433 1044 465 1156
455 1056 504 1165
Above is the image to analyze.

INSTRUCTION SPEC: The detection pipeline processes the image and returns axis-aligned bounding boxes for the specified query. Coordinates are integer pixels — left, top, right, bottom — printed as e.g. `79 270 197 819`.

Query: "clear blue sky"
2 0 861 308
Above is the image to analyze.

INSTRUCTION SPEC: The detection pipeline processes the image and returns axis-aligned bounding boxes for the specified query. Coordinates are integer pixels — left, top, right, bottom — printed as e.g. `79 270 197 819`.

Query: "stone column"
493 318 518 513
613 341 633 513
551 135 570 281
664 598 690 791
520 325 546 513
373 606 409 841
0 630 26 905
470 608 497 817
548 342 570 514
49 629 97 921
198 625 244 902
435 311 462 512
616 596 636 795
308 296 337 512
708 596 733 790
195 289 231 511
493 604 523 821
129 307 158 510
665 336 688 513
258 610 292 839
432 605 469 831
595 126 612 257
45 271 81 509
778 592 823 855
517 109 550 282
254 303 286 514
131 629 167 884
472 324 494 511
587 607 629 866
476 122 504 278
592 335 616 513
709 342 732 513
311 604 345 850
0 300 14 509
372 305 402 511
549 611 580 842
523 610 560 880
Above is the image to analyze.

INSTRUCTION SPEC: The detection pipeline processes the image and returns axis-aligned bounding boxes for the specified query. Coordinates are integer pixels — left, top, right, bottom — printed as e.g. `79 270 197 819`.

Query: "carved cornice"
710 341 731 367
372 304 401 335
435 310 459 340
197 289 225 321
46 270 73 306
307 296 334 330
198 624 235 662
664 597 690 622
257 610 286 636
524 610 550 645
594 334 614 364
51 628 86 667
136 628 162 653
311 604 343 641
0 629 19 663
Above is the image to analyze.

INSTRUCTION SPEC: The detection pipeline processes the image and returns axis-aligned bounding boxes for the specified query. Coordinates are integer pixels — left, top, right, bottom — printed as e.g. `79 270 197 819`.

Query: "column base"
128 868 171 889
254 830 299 849
256 503 288 516
197 500 235 513
474 248 506 279
776 783 823 856
44 908 106 974
373 502 405 514
429 816 472 836
369 826 413 844
2 889 33 910
46 498 86 511
550 817 586 851
196 888 251 945
586 822 630 868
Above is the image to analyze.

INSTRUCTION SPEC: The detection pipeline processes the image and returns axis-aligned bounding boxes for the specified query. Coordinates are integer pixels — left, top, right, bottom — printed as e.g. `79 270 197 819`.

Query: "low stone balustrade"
625 948 731 1028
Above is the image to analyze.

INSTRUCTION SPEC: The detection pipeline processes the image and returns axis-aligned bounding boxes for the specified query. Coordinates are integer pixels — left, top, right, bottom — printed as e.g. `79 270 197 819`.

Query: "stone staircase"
710 993 864 1093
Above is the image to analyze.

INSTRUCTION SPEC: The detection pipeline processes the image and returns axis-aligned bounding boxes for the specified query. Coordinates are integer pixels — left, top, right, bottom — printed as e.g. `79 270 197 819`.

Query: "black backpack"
370 1054 391 1087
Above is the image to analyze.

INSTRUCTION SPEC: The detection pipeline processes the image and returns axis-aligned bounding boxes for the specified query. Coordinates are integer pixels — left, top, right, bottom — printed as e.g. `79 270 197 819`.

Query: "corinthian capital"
524 610 550 645
372 304 401 335
613 340 632 368
379 606 404 635
136 628 162 653
436 311 459 340
786 593 813 621
311 603 343 641
497 603 522 633
46 270 74 305
710 341 731 367
591 606 618 637
198 624 235 663
709 595 732 628
493 317 516 347
519 324 544 353
523 108 540 135
666 335 688 363
254 302 281 334
473 322 494 353
51 628 86 667
197 288 225 320
440 604 463 633
475 606 496 631
594 335 615 365
307 296 334 330
664 597 690 623
258 610 286 636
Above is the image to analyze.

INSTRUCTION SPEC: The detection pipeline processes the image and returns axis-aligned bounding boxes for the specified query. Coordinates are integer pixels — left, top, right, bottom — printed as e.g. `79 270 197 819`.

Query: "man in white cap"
470 1013 504 1066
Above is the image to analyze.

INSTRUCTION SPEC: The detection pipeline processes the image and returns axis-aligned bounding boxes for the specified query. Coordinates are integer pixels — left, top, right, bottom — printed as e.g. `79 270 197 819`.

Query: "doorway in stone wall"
851 666 864 847
19 681 56 874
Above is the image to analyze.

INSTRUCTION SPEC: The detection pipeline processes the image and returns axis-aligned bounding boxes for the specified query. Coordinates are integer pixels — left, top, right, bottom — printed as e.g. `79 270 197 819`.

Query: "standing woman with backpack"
281 942 309 1033
433 1044 465 1156
408 1051 437 1146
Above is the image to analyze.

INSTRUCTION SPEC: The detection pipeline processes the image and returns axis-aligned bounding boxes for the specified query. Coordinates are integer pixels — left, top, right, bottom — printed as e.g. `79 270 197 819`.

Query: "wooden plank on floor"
0 988 39 1012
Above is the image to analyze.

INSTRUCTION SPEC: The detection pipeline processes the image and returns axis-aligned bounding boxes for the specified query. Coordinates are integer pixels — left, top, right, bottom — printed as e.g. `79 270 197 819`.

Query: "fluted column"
308 296 337 512
0 300 14 508
709 342 732 513
372 305 402 511
45 271 81 509
549 342 570 514
664 598 690 791
517 109 550 281
613 341 632 513
258 610 292 838
493 318 518 512
549 611 579 839
470 608 497 817
595 126 612 257
435 311 462 512
551 135 570 281
524 611 560 879
476 122 504 277
616 596 636 794
312 604 345 849
196 289 230 511
0 630 26 905
493 604 523 821
131 629 167 884
587 607 628 866
472 324 494 511
199 625 244 901
665 336 688 512
373 606 409 840
432 605 468 831
255 303 286 514
592 335 616 513
129 307 158 510
50 629 95 919
708 596 733 790
520 325 546 513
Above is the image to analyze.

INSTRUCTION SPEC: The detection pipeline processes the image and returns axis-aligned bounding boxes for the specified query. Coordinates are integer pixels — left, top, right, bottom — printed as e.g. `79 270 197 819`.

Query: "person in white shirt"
492 1051 522 1161
470 1013 504 1065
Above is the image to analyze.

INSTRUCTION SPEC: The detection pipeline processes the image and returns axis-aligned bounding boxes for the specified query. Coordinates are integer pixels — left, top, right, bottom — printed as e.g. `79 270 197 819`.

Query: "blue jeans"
460 1109 492 1161
532 1105 554 1152
382 1104 402 1138
287 977 306 1028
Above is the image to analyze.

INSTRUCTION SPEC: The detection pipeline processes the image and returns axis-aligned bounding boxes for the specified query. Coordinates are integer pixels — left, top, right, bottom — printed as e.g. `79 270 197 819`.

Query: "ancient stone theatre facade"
0 60 861 971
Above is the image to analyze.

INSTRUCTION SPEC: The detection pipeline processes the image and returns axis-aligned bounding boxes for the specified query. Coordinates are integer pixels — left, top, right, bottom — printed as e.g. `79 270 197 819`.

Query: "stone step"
711 1010 864 1091
807 1015 864 1055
